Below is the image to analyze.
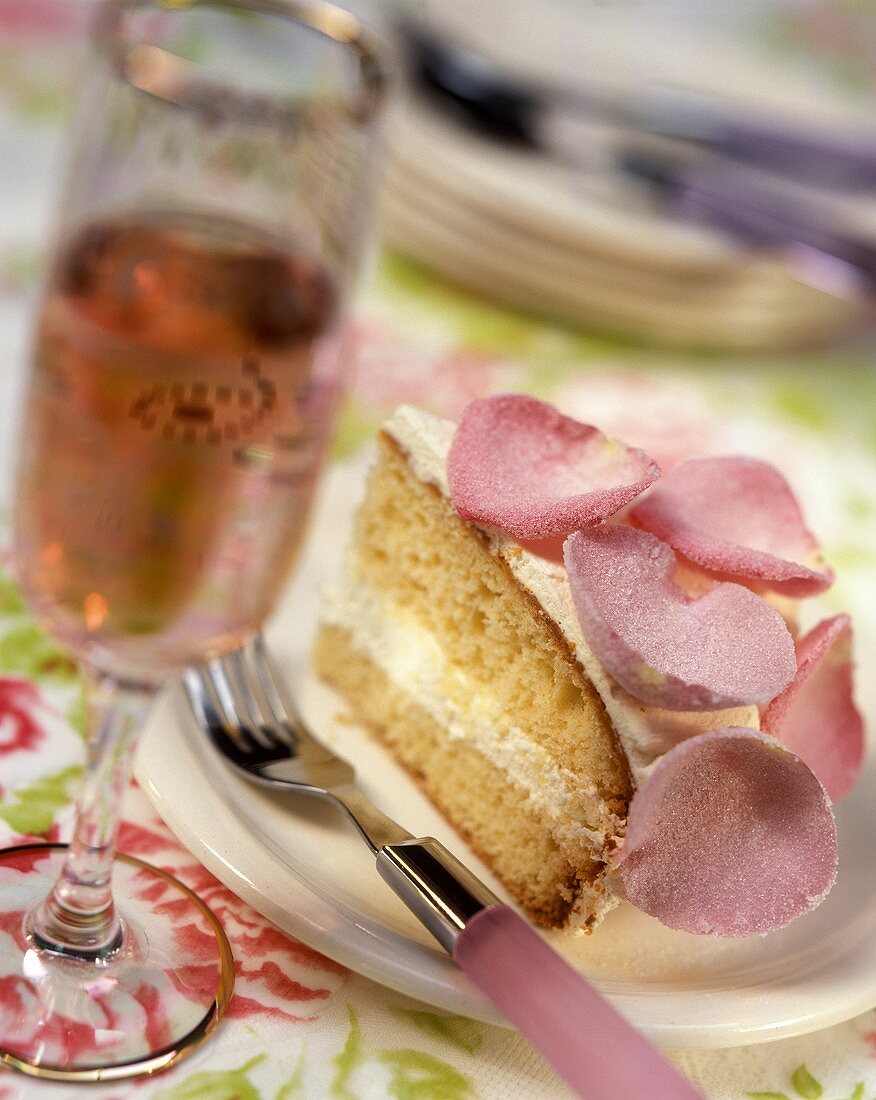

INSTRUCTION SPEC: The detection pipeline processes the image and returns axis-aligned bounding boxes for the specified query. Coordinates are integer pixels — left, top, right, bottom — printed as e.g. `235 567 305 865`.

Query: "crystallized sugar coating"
447 394 660 539
616 728 838 936
564 526 796 711
381 402 851 936
630 456 834 597
383 405 762 782
762 614 865 802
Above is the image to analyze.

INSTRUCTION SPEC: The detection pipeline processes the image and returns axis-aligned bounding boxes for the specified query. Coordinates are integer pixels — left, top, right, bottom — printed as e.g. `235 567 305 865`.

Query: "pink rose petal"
630 457 833 597
616 728 838 936
447 394 660 539
564 526 796 711
761 615 865 801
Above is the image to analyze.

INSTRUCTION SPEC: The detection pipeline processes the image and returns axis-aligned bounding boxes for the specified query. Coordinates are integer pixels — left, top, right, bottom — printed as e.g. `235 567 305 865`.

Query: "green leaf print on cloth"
391 1008 484 1057
332 1006 477 1100
791 1065 824 1099
0 622 77 682
153 1053 267 1100
331 1005 365 1099
376 1049 474 1100
66 680 88 740
332 402 381 460
274 1048 307 1100
748 1065 871 1100
0 573 25 616
0 765 80 836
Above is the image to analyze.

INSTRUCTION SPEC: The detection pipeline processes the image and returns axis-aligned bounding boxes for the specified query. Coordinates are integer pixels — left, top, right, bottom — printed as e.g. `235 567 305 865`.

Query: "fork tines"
184 638 299 767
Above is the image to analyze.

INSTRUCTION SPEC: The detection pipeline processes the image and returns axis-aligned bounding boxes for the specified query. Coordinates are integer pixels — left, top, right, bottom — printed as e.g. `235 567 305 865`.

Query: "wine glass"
0 0 386 1081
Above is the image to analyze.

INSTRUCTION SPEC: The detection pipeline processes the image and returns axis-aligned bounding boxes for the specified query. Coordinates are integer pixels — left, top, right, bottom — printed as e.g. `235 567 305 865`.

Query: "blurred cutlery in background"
398 20 876 190
380 3 876 349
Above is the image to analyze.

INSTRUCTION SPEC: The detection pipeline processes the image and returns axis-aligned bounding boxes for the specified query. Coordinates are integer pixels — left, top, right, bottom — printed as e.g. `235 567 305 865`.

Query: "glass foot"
0 843 234 1082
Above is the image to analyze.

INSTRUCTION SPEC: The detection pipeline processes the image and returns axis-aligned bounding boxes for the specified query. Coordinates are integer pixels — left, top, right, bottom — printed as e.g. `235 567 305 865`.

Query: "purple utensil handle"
624 149 876 295
719 119 876 189
454 906 703 1100
376 839 702 1098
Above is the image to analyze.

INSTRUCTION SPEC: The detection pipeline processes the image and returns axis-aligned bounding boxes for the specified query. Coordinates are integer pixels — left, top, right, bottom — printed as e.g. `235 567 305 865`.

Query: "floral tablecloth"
2 4 876 1098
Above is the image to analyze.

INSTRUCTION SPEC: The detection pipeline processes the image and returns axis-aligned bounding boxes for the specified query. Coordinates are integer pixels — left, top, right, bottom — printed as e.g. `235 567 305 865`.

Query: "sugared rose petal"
564 526 796 710
447 394 660 539
616 728 837 936
761 615 865 801
630 456 833 597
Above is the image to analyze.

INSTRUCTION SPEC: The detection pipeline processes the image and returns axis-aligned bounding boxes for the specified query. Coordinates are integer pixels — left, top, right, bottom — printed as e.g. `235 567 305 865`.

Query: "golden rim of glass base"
0 842 235 1083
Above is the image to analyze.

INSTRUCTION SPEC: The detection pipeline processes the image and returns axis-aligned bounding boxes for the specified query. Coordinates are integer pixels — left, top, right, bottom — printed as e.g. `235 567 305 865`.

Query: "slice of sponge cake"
314 407 638 929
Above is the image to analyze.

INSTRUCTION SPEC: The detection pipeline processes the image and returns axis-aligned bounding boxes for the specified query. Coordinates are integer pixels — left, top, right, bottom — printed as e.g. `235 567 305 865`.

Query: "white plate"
136 458 876 1051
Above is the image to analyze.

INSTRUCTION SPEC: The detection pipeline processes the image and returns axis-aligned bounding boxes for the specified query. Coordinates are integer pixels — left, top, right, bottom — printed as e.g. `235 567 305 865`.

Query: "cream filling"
321 576 621 857
384 405 759 785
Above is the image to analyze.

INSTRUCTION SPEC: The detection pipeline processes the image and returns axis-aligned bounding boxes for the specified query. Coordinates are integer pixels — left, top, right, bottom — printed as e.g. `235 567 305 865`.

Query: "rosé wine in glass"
17 211 341 677
0 0 385 1082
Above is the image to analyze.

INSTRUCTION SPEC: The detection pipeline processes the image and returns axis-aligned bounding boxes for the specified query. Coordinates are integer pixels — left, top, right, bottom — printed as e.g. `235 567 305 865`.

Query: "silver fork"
183 635 702 1100
184 634 496 950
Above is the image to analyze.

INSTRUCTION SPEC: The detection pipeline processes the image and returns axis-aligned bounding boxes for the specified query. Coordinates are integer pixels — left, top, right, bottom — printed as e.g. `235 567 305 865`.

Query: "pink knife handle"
454 906 703 1100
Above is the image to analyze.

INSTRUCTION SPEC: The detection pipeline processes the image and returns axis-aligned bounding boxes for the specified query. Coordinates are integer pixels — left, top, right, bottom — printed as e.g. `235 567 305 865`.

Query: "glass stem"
29 668 156 958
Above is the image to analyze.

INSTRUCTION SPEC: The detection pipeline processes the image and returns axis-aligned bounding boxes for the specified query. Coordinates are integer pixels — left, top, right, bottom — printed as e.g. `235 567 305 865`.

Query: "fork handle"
455 906 702 1100
376 836 499 950
376 839 702 1100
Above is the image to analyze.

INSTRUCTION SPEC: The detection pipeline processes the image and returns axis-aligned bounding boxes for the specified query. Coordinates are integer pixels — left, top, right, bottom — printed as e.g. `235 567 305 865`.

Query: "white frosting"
383 405 759 785
321 577 619 853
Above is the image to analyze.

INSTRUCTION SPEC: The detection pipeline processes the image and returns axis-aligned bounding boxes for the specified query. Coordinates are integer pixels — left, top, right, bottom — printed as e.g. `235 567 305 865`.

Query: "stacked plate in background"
381 0 875 351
